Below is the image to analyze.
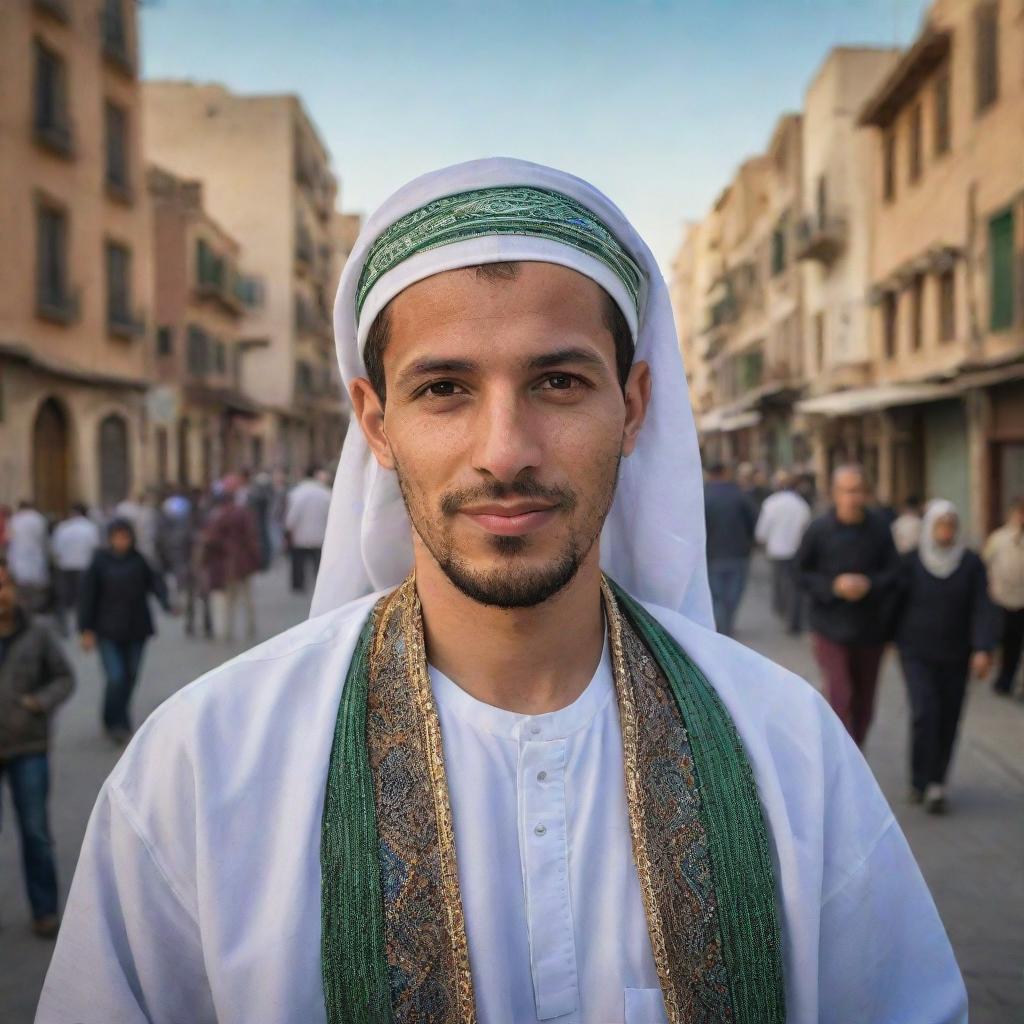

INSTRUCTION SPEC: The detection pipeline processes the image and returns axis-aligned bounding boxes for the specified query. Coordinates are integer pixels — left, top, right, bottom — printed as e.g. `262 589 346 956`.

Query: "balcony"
295 295 331 340
100 9 134 76
36 287 80 326
795 214 847 265
295 225 314 271
105 172 134 206
108 307 145 340
33 119 74 160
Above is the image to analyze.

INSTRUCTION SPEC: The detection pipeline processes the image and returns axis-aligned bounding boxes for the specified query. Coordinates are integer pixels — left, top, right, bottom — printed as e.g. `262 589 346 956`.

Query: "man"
39 160 964 1023
891 494 924 555
755 471 811 635
0 557 74 938
50 503 100 636
703 462 756 636
284 465 331 593
795 464 903 747
983 496 1024 697
7 500 50 613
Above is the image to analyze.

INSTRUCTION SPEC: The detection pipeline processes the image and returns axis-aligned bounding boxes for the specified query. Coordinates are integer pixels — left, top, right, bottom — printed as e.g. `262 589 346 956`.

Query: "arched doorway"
98 413 130 509
32 397 70 517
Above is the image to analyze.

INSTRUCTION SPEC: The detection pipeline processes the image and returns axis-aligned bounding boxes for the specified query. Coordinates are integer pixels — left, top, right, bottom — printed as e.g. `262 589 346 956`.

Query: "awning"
796 381 959 417
698 409 762 433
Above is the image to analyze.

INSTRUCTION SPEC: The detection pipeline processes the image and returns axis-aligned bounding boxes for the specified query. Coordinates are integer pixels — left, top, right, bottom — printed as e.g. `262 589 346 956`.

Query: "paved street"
2 559 1022 1021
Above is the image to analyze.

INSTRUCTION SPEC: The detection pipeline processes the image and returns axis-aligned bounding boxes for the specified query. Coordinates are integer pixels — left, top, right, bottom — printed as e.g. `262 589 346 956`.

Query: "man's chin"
437 551 583 609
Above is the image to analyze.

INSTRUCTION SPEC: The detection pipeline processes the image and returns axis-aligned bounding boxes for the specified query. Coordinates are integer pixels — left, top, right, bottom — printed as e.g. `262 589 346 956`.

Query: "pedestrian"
77 519 170 744
246 472 275 571
284 465 331 593
891 495 923 554
983 495 1024 697
0 556 74 938
115 490 161 570
41 158 965 1024
895 500 996 813
755 470 811 635
704 462 756 636
7 500 51 614
200 486 262 642
50 503 100 637
795 464 902 747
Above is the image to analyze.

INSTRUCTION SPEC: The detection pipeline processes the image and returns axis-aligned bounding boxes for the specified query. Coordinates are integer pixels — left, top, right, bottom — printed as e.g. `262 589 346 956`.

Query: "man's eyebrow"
396 358 479 387
526 347 608 372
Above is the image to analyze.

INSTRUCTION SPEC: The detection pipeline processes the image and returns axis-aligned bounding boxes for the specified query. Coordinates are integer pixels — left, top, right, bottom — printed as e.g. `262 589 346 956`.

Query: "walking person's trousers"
994 606 1024 694
899 653 970 793
707 557 749 637
97 638 147 733
0 753 59 920
811 634 886 747
290 546 322 594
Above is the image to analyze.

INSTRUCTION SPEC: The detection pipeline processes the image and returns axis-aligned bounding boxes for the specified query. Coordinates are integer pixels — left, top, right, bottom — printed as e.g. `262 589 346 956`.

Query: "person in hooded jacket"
895 500 997 814
78 519 170 743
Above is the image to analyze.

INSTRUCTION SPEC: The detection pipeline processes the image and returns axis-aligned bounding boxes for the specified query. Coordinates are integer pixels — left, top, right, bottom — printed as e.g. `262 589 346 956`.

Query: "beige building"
142 81 352 474
0 0 151 516
854 0 1024 539
792 47 902 486
148 166 267 489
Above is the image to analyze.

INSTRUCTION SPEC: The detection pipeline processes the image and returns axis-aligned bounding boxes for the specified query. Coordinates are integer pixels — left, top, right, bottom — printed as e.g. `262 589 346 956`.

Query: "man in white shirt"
38 160 965 1024
50 504 101 636
7 500 50 613
284 466 332 593
755 472 812 635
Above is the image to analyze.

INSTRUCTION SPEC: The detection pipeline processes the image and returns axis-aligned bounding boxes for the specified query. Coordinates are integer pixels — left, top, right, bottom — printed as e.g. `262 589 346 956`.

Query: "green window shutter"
990 210 1015 331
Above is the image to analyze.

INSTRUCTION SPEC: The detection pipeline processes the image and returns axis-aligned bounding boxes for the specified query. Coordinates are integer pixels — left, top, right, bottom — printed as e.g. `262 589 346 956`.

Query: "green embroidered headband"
355 185 644 322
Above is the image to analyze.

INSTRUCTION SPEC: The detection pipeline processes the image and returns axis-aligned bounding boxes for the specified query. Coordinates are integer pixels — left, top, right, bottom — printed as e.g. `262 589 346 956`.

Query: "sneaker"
32 915 59 939
924 784 947 815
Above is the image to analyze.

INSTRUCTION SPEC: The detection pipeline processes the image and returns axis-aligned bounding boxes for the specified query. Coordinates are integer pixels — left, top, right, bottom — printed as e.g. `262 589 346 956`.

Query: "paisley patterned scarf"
321 576 784 1024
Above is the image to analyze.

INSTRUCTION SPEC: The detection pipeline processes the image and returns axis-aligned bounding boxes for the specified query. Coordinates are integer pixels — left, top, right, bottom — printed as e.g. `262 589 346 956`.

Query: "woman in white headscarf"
895 499 997 812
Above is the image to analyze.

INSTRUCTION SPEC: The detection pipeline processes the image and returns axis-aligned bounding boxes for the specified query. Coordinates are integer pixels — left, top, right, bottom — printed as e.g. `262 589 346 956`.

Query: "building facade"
142 82 352 474
856 0 1024 538
0 0 151 516
148 166 267 489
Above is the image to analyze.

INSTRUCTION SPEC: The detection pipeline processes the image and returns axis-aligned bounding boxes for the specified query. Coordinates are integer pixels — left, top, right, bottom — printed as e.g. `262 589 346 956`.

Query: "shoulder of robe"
106 590 383 799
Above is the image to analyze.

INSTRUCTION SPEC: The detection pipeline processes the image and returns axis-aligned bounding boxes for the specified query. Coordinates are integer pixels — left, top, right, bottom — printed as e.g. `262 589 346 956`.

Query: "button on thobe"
429 641 667 1023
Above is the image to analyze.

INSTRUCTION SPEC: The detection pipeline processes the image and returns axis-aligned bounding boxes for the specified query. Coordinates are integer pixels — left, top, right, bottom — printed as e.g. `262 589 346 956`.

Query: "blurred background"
0 1 1021 1021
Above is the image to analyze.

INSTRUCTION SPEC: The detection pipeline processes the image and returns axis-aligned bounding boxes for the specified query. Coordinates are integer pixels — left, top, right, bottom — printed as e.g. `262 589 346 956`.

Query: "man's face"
832 469 868 521
110 528 133 555
351 263 650 608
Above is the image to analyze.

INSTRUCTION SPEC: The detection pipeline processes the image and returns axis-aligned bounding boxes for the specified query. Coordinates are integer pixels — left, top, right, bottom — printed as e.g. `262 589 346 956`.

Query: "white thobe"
755 491 811 561
36 592 968 1024
285 480 332 548
8 508 50 586
51 516 101 571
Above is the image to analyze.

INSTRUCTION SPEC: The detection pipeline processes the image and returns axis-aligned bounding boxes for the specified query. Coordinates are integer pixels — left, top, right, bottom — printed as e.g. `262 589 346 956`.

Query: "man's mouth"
458 502 560 537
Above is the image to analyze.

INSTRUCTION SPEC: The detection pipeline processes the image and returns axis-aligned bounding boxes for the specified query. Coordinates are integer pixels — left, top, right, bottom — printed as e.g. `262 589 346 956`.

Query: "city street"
2 559 1022 1022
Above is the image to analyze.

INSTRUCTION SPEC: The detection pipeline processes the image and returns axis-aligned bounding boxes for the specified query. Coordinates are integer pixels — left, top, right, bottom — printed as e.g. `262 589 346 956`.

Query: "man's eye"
424 381 460 397
541 374 577 391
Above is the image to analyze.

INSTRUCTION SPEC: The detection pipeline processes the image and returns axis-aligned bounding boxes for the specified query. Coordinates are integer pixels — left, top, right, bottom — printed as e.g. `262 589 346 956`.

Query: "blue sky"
141 0 929 272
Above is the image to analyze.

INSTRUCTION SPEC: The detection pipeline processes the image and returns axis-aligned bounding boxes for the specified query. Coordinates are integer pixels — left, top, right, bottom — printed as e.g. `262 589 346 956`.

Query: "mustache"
440 477 578 517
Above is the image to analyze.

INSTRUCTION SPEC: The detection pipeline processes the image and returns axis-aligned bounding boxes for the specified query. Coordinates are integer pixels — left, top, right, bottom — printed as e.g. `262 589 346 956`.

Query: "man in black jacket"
704 463 757 636
0 556 74 938
795 465 902 747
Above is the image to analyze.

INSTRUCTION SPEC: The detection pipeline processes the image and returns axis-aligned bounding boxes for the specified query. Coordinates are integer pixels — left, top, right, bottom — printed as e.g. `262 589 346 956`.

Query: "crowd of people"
0 464 333 939
705 460 1024 815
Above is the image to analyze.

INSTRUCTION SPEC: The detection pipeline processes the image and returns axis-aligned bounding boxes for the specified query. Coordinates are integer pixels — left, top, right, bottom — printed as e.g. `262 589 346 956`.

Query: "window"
908 103 923 183
33 38 71 155
101 0 129 64
215 341 226 374
975 2 999 113
156 326 173 356
105 241 132 333
816 176 828 228
938 269 956 342
187 325 208 376
771 220 787 276
883 292 898 359
883 131 896 202
989 209 1015 331
910 274 925 350
196 238 224 288
815 311 826 370
104 101 129 195
36 203 73 321
934 71 951 155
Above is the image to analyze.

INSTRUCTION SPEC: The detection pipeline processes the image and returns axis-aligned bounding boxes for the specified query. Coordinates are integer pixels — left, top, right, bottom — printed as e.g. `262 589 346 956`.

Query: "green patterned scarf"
321 576 785 1023
355 186 644 320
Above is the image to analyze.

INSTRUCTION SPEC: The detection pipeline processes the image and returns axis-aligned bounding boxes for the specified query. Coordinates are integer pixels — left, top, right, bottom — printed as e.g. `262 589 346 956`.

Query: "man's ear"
621 360 651 457
349 378 395 469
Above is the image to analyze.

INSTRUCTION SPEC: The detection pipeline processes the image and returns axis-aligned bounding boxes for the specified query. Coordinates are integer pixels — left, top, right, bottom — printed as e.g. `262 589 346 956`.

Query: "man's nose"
470 389 544 484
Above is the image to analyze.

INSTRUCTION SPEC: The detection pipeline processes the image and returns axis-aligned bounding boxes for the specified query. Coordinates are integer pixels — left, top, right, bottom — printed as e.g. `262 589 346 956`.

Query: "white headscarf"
918 499 965 579
310 158 713 629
